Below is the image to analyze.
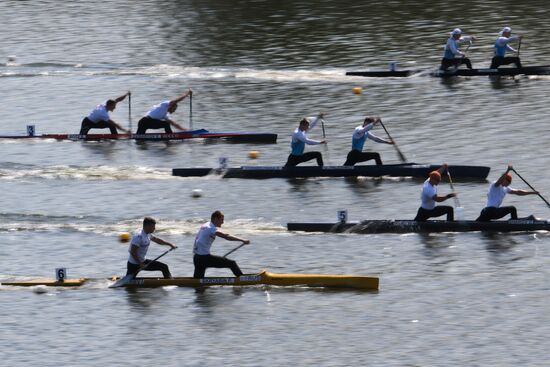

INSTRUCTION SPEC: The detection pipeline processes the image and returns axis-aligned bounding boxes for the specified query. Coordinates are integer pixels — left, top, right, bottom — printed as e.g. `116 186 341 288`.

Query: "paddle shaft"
517 38 522 57
446 170 461 207
463 40 472 57
379 120 407 162
139 247 174 272
128 93 132 133
320 117 330 164
223 243 246 258
111 247 175 288
189 93 193 130
511 168 550 207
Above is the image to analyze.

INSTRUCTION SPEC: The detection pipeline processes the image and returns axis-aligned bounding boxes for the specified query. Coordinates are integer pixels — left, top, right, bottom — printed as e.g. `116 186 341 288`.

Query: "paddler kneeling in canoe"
193 210 250 278
476 165 538 221
284 113 327 167
343 116 394 166
440 28 476 71
126 217 178 279
79 91 132 135
136 89 191 134
490 27 523 69
414 164 457 221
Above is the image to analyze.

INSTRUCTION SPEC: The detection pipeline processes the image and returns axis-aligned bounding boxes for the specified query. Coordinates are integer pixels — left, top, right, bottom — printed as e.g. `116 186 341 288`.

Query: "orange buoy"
118 232 131 243
352 87 362 95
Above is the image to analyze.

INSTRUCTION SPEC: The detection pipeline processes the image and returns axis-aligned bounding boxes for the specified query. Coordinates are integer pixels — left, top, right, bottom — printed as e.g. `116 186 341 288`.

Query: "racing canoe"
0 129 277 144
287 218 550 234
1 271 379 290
172 163 490 180
346 65 550 78
0 278 88 287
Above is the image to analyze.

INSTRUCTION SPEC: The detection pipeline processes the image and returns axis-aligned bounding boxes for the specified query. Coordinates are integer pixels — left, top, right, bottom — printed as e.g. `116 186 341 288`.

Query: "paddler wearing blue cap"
440 28 477 71
490 27 523 69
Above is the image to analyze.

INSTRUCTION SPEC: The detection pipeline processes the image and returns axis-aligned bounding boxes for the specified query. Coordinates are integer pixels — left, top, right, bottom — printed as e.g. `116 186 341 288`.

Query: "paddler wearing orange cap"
475 165 538 221
414 164 457 221
440 28 476 71
490 26 523 69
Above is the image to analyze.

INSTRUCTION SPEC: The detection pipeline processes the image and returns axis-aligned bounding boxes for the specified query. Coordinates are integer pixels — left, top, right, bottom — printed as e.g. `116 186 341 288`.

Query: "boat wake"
0 213 286 236
0 61 354 83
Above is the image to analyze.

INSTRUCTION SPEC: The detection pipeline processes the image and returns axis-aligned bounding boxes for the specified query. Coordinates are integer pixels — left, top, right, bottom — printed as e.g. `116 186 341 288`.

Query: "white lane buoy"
191 189 203 198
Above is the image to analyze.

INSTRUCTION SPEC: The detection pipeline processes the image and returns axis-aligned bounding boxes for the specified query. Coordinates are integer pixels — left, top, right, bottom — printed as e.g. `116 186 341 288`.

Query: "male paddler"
343 116 394 166
490 27 523 69
126 217 177 279
476 165 538 221
440 28 476 70
193 210 250 278
79 92 131 135
284 112 327 167
414 164 457 221
136 89 192 134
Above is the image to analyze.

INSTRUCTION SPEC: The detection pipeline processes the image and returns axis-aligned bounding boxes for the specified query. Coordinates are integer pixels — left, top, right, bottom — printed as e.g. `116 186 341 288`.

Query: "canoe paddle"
128 92 132 134
110 247 175 288
378 120 407 163
511 168 550 208
223 243 247 258
320 116 330 164
189 91 193 130
446 168 464 220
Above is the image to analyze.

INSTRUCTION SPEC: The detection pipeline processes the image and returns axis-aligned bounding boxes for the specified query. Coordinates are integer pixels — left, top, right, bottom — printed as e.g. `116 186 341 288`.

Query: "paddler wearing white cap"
489 26 523 69
284 112 327 167
440 28 476 71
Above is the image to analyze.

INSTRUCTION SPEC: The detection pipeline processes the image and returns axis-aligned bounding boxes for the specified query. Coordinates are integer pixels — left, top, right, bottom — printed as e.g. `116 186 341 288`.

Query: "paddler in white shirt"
489 27 523 69
79 92 131 135
136 89 191 134
193 210 250 279
343 116 393 166
476 165 538 221
284 112 327 167
414 164 457 221
126 217 178 279
440 28 476 71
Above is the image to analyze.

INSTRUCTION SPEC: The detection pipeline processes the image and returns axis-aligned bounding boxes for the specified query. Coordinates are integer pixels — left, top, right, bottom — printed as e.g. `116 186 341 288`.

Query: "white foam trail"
1 62 357 83
0 215 286 236
0 165 172 181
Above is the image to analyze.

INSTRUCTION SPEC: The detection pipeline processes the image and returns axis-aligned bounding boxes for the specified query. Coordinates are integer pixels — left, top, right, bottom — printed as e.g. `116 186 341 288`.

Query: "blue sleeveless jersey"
291 139 305 156
494 40 508 57
443 39 458 59
352 134 367 152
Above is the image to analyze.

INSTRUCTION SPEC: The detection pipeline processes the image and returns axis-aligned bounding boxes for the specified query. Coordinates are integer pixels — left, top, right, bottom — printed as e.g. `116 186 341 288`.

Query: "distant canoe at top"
346 65 550 78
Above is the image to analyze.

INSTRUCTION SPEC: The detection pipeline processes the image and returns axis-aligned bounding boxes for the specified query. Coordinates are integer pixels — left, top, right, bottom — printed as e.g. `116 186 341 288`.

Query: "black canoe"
287 219 550 233
172 163 490 180
346 65 550 78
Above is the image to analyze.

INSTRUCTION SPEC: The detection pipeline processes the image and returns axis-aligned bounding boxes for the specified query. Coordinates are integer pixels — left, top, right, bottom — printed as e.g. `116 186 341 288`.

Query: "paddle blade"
395 148 407 163
109 274 133 288
455 207 465 221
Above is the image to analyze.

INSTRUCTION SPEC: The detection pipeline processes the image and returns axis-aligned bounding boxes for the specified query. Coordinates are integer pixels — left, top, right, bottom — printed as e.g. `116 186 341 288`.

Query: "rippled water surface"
1 1 550 366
